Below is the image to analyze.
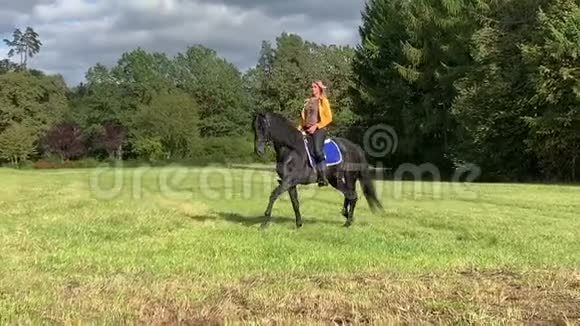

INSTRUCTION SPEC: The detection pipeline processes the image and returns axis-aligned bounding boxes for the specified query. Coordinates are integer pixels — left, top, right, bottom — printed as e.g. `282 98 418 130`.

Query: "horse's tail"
359 163 385 215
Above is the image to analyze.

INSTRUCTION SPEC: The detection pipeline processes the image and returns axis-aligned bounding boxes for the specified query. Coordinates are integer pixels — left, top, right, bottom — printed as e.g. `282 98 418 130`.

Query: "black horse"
253 111 384 228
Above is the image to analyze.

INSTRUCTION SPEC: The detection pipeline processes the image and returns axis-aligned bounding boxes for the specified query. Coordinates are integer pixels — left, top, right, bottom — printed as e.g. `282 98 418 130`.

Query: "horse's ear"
254 112 266 129
256 111 271 123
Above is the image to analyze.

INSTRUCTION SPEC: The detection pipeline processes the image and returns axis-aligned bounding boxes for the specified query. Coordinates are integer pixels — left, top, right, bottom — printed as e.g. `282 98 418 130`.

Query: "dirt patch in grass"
35 269 578 325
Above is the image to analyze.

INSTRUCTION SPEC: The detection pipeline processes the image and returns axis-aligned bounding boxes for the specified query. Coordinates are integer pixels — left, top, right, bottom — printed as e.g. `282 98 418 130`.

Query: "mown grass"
0 166 579 324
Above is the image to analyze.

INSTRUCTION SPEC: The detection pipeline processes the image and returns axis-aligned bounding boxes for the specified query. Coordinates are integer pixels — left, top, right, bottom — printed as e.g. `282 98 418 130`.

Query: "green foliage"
175 45 251 137
132 137 165 163
111 48 176 105
249 34 357 134
69 64 126 136
194 134 273 165
520 0 580 180
0 71 68 166
353 0 580 181
130 90 201 162
0 59 20 74
447 0 580 181
0 71 68 136
449 0 548 180
30 157 102 169
0 122 37 165
353 0 477 169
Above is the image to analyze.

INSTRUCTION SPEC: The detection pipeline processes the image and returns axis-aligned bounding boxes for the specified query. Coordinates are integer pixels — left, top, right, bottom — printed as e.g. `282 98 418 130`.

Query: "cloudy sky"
0 0 366 86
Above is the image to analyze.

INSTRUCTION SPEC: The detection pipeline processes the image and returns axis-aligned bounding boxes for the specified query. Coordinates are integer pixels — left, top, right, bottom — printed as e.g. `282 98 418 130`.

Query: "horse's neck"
274 141 306 166
273 143 286 162
271 127 306 158
271 123 303 150
274 136 303 152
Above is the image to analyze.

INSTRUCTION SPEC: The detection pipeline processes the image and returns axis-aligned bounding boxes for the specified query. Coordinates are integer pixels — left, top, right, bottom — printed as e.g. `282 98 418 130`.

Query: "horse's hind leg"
328 173 348 220
288 186 303 228
343 172 358 227
332 170 358 227
344 192 358 227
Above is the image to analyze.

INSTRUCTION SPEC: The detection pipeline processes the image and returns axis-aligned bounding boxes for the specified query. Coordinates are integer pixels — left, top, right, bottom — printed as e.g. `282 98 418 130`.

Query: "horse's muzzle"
255 142 265 156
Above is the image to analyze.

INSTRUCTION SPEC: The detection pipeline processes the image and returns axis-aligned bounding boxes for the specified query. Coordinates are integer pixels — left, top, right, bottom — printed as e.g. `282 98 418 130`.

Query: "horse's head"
253 112 271 156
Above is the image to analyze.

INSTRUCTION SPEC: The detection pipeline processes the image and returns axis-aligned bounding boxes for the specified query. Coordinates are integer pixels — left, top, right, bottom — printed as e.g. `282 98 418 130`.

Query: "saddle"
301 132 343 167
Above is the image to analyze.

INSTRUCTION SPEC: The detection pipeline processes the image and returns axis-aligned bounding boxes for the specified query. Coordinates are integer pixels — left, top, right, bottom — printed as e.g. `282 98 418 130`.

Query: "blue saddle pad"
303 137 343 167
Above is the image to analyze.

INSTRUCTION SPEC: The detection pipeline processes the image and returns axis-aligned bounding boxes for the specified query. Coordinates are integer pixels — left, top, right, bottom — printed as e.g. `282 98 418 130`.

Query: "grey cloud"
0 11 18 33
1 0 365 86
204 0 365 21
1 10 32 34
1 0 51 32
2 0 51 12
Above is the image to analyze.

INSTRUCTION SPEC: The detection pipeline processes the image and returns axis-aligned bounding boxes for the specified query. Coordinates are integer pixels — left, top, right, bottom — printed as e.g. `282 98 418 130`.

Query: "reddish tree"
96 122 126 160
44 122 86 161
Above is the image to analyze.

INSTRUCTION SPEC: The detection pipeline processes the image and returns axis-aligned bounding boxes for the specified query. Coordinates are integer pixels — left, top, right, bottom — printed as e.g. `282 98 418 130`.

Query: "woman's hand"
307 125 318 134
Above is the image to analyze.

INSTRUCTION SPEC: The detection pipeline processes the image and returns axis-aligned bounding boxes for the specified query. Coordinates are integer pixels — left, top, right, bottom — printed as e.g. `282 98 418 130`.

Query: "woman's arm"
317 97 333 129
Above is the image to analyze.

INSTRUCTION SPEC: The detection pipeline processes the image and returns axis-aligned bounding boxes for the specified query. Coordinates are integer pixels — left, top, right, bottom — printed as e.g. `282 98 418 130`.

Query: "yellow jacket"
299 96 333 130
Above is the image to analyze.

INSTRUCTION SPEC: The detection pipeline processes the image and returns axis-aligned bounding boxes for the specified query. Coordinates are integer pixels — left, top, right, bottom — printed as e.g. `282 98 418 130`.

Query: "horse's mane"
266 112 297 130
261 111 304 150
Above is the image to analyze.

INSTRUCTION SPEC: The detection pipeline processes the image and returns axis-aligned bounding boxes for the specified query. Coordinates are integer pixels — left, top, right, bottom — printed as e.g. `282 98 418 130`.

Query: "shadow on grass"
188 212 346 227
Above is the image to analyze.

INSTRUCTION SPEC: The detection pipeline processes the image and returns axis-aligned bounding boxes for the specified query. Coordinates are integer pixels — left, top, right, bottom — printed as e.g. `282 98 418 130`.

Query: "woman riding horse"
299 80 333 187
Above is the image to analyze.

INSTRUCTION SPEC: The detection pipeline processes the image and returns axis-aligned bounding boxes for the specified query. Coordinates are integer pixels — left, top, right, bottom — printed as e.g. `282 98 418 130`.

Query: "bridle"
255 113 273 148
258 114 273 143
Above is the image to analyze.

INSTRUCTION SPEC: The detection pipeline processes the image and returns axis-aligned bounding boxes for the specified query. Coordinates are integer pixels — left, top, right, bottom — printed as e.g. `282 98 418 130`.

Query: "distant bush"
197 136 254 164
15 135 274 169
32 158 104 169
33 159 58 169
70 158 102 168
16 160 35 170
153 135 274 166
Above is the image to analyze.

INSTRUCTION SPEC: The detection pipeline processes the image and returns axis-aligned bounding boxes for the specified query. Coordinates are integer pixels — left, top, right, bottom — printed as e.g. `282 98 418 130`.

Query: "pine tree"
520 0 580 180
3 27 42 70
352 0 477 168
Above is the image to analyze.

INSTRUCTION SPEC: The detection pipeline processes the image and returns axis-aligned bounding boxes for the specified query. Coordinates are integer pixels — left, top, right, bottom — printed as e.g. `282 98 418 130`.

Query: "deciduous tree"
0 122 37 165
43 122 86 161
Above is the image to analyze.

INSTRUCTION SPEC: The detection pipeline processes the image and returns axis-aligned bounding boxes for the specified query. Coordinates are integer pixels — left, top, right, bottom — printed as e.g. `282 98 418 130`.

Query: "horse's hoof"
260 222 270 229
343 221 352 228
296 223 303 229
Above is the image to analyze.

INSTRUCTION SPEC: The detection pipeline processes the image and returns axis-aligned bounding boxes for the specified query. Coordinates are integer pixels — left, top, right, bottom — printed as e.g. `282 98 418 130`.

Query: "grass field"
1 165 579 324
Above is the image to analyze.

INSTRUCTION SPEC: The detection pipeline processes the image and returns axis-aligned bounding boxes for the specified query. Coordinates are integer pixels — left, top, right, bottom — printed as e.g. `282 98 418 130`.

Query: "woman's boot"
316 161 328 187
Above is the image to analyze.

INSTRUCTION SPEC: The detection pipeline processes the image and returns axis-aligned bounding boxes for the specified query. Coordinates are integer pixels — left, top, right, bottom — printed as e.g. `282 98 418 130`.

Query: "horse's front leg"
288 186 302 228
262 180 292 228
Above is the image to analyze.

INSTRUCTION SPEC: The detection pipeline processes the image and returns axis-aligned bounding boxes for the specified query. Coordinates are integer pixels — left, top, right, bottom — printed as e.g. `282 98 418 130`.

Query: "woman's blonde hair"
313 80 327 97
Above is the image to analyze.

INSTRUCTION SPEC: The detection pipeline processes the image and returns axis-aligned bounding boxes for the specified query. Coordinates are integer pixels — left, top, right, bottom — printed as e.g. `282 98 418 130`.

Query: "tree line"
352 0 579 182
1 0 579 182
